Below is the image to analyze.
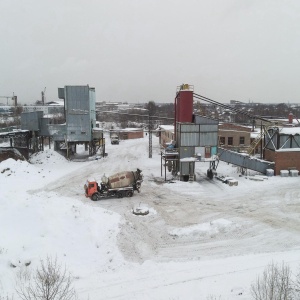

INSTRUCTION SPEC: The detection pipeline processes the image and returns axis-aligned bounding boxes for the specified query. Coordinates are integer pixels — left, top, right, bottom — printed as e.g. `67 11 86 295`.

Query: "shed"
119 128 144 140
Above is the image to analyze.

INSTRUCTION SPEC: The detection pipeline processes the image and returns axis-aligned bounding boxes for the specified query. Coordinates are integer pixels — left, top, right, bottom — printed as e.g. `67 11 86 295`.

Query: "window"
228 137 233 145
219 137 225 145
239 136 245 145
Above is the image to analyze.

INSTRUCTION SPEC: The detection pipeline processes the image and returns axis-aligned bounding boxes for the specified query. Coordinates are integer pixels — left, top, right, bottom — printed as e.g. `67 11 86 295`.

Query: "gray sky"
1 0 300 104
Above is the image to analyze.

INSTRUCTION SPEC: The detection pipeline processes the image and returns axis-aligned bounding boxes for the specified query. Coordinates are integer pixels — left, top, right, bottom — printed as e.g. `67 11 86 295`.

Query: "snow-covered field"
1 135 300 299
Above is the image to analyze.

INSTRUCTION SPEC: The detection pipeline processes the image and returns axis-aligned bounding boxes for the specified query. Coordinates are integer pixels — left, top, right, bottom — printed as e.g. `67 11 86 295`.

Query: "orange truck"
84 169 143 201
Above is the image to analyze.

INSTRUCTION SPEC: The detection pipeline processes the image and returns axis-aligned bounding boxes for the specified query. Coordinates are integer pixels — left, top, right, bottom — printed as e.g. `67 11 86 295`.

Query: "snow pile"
1 135 300 299
169 218 237 238
29 149 68 164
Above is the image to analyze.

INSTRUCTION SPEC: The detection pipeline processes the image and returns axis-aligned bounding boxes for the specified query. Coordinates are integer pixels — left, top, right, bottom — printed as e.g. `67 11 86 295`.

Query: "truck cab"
84 180 100 200
111 135 119 145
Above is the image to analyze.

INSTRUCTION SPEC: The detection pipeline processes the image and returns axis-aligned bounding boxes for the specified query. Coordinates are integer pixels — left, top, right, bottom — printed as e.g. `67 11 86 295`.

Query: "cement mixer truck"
84 169 143 201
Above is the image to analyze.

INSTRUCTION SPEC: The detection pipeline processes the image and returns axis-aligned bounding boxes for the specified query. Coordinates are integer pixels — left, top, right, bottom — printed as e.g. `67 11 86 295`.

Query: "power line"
97 111 174 121
193 93 273 123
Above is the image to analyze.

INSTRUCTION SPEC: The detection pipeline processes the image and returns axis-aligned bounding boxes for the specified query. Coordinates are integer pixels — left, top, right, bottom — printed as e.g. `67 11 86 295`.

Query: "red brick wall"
127 131 143 139
265 149 300 175
120 131 144 140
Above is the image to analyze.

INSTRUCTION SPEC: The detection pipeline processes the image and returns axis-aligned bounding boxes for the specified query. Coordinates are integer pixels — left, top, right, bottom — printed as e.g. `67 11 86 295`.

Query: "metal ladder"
248 125 283 155
248 125 272 155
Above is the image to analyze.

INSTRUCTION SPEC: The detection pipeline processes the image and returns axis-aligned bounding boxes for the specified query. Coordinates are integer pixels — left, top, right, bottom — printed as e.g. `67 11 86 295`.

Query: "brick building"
218 123 252 152
119 128 144 140
264 127 300 175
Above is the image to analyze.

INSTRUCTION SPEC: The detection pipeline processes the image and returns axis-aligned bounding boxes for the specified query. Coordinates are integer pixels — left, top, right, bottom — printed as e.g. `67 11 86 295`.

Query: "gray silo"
58 85 96 142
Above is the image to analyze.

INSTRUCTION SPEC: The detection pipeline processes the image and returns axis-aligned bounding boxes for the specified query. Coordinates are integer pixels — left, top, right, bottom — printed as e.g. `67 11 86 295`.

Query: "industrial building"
2 83 300 178
20 85 105 158
160 84 278 181
218 123 252 152
160 85 219 181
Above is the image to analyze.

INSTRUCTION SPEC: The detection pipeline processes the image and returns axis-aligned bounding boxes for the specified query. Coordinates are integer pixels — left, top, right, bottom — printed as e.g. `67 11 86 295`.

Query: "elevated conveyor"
217 147 274 174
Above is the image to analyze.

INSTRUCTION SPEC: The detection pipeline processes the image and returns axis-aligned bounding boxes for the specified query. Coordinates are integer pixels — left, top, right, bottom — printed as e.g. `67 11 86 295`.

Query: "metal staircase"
248 131 264 155
248 125 272 155
248 125 283 155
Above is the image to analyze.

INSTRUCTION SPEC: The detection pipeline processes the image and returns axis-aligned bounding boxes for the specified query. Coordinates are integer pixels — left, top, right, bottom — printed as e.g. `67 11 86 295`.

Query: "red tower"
174 85 194 140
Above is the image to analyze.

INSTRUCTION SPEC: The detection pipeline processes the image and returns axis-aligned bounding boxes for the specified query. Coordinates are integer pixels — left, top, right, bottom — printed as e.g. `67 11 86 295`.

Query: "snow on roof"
48 100 64 106
120 128 143 131
279 127 300 135
180 157 197 162
266 118 299 124
276 147 300 152
159 125 174 133
92 127 103 132
0 129 28 136
250 130 261 138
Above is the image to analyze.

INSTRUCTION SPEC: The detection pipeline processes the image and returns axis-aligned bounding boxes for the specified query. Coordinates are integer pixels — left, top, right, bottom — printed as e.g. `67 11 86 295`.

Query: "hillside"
1 134 300 299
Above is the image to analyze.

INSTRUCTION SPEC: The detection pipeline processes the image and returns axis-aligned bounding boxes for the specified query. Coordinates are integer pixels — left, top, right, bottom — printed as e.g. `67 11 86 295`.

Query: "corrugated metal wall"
89 87 96 128
176 123 218 147
21 111 43 131
194 115 218 125
49 124 66 141
40 118 51 136
179 146 195 159
175 117 219 177
65 86 93 142
218 148 274 174
180 161 195 176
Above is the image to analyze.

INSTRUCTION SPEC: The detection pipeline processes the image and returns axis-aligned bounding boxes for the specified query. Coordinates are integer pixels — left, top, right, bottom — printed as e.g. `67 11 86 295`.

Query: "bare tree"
16 256 77 300
294 267 300 299
145 101 157 116
251 262 293 300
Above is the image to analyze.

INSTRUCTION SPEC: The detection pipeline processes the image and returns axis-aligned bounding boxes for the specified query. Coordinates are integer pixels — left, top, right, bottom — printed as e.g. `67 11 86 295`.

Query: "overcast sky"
1 0 300 105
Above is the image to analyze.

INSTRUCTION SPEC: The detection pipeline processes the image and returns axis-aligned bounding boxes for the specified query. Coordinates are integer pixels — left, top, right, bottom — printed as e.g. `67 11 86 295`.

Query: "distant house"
157 125 174 147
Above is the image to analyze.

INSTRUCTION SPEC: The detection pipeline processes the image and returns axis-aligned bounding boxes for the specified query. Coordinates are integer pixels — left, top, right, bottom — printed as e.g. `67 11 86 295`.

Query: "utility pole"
148 112 152 158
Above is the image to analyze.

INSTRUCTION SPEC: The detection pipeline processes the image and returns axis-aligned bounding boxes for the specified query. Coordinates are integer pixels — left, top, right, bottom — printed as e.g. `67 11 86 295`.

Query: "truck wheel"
117 192 123 198
207 169 213 180
91 193 98 201
126 191 133 197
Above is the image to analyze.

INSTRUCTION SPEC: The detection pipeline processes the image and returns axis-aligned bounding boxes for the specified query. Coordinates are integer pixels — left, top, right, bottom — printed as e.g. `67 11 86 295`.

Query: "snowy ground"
1 135 300 299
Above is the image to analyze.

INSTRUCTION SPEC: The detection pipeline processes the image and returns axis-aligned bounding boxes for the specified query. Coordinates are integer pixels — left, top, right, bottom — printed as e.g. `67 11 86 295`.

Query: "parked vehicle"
111 135 119 144
84 169 143 201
